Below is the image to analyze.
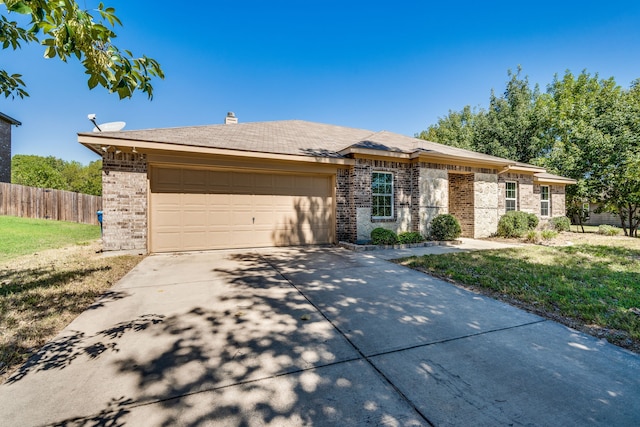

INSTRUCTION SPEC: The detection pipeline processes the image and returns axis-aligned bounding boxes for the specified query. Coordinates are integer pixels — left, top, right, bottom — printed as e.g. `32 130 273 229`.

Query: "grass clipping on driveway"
397 236 640 354
0 241 143 383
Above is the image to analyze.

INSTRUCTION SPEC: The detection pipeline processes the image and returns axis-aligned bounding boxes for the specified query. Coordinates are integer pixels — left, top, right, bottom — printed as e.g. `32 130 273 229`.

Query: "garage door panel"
151 167 334 252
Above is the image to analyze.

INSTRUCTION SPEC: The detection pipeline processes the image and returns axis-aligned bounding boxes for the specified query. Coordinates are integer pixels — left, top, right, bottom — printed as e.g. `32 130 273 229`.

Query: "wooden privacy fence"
0 183 102 225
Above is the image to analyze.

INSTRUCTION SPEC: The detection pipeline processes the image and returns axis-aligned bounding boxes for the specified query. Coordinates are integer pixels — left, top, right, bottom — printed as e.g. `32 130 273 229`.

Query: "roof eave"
78 134 356 166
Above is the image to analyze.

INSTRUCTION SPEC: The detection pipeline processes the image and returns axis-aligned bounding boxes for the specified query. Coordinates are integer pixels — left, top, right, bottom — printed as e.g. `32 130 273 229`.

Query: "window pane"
372 172 393 218
506 200 516 211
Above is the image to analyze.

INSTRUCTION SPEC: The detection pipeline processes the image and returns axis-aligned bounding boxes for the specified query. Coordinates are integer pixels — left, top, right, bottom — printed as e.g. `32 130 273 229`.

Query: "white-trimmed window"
372 172 393 219
505 181 517 211
540 185 550 216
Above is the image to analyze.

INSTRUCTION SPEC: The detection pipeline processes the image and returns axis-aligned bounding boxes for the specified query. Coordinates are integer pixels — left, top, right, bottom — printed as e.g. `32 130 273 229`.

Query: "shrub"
525 230 540 243
497 211 534 238
397 231 425 244
527 213 539 230
371 227 398 245
541 229 558 240
429 214 461 241
597 225 621 236
550 216 571 232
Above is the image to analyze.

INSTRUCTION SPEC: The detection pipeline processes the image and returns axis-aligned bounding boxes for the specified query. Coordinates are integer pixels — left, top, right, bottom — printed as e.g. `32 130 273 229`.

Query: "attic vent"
225 112 238 124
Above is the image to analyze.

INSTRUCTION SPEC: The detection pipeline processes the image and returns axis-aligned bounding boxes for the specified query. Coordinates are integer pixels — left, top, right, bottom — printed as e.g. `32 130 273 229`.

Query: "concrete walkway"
1 244 639 426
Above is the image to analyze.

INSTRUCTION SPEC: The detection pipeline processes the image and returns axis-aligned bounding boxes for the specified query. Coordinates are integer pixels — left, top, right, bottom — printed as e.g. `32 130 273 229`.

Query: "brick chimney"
224 112 238 125
0 112 21 183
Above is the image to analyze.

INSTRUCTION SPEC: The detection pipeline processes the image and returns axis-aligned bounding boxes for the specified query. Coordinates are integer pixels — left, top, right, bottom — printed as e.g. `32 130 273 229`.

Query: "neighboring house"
582 202 622 227
0 112 21 183
78 119 575 253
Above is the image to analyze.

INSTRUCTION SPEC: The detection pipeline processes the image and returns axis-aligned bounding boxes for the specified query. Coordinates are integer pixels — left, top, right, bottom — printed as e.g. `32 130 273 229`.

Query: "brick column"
102 152 148 251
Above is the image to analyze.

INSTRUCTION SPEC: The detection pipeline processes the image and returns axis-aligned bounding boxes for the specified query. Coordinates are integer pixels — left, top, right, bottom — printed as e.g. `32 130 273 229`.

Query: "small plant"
525 230 540 243
397 231 425 244
541 229 558 240
597 225 622 236
527 213 539 230
371 227 398 245
497 211 535 238
550 216 571 232
429 214 462 241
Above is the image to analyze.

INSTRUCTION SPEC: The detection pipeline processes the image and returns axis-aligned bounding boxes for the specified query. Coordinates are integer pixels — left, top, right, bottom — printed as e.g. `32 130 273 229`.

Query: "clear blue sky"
2 1 640 164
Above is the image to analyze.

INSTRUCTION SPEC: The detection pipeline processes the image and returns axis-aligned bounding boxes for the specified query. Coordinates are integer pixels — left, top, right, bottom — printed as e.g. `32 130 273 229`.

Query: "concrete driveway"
1 245 639 426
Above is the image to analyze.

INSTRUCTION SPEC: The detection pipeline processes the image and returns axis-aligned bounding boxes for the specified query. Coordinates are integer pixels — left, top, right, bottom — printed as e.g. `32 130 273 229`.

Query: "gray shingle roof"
79 119 518 166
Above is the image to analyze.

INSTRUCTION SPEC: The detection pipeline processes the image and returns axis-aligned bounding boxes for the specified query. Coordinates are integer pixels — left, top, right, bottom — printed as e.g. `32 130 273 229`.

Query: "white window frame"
505 181 517 212
540 185 550 217
372 172 394 219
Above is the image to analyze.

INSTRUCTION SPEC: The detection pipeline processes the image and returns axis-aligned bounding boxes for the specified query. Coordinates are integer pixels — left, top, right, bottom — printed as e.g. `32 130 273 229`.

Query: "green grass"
398 242 640 347
570 224 599 233
0 216 100 262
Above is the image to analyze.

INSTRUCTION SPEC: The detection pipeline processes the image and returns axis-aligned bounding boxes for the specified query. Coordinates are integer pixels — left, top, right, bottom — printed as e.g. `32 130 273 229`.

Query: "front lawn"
398 234 640 353
0 216 100 262
0 217 142 383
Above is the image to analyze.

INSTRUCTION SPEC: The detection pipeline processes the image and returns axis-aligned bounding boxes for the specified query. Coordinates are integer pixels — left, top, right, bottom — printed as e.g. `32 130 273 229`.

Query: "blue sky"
2 1 640 164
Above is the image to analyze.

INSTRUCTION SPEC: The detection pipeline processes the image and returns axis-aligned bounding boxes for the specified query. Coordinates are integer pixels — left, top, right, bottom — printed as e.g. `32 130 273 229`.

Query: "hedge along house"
78 119 575 253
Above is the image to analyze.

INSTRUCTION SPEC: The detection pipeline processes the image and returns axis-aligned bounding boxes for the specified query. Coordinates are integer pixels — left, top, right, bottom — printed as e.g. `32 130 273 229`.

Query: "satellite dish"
93 121 126 133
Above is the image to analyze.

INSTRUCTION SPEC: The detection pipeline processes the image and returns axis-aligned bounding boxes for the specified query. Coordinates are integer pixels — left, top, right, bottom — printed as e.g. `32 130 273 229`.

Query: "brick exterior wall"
448 173 475 238
102 152 148 251
474 173 499 238
0 120 11 183
352 158 415 241
550 185 566 217
336 168 355 242
498 173 535 214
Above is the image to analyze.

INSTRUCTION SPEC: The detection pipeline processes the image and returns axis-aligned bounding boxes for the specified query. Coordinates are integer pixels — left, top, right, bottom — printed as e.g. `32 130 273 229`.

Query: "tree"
418 67 550 164
11 154 102 195
536 71 640 235
1 0 163 99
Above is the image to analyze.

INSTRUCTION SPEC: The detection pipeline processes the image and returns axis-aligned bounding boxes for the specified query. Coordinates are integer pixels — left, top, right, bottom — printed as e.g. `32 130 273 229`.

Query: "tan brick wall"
102 152 148 251
551 185 566 217
419 168 448 236
498 173 535 214
474 173 499 237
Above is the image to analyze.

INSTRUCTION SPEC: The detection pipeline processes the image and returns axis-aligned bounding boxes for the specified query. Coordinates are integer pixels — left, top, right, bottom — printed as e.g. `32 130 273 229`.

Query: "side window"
505 181 517 211
540 185 550 216
372 172 393 219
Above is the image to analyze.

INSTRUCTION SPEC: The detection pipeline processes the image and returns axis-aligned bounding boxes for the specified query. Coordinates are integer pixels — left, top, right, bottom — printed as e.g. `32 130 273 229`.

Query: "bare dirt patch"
0 241 144 383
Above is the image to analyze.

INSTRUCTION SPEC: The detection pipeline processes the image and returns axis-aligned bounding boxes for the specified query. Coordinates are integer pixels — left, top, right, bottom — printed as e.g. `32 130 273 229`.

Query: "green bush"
550 216 571 232
497 211 535 238
541 229 558 240
429 214 461 241
397 231 425 244
525 230 540 243
597 225 622 236
371 227 398 245
527 213 539 230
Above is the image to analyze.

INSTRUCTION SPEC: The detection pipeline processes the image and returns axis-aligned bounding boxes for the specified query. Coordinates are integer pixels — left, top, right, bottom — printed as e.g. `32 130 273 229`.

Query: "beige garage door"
149 166 334 252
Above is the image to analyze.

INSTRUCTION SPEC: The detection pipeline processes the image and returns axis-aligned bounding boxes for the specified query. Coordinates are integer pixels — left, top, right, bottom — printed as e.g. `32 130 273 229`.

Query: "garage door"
149 166 334 252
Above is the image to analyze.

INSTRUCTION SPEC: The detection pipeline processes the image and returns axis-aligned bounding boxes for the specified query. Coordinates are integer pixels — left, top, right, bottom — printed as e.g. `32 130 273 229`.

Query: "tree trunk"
619 206 629 236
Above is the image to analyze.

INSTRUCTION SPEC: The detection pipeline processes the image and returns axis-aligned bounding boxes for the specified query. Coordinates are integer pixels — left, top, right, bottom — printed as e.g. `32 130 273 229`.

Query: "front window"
372 172 393 218
505 181 517 211
540 185 550 216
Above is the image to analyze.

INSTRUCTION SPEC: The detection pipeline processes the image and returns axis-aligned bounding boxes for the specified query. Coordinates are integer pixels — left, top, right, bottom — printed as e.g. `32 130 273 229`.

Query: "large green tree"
419 68 640 235
418 68 549 164
12 154 102 195
1 0 163 99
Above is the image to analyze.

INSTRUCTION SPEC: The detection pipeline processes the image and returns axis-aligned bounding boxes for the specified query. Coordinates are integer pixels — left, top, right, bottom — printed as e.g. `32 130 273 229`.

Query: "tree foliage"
418 67 550 163
11 154 102 195
0 0 164 99
419 68 640 236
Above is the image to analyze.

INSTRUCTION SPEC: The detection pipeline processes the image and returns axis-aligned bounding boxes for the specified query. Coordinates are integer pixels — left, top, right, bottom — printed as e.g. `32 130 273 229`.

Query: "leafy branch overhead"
0 0 164 99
